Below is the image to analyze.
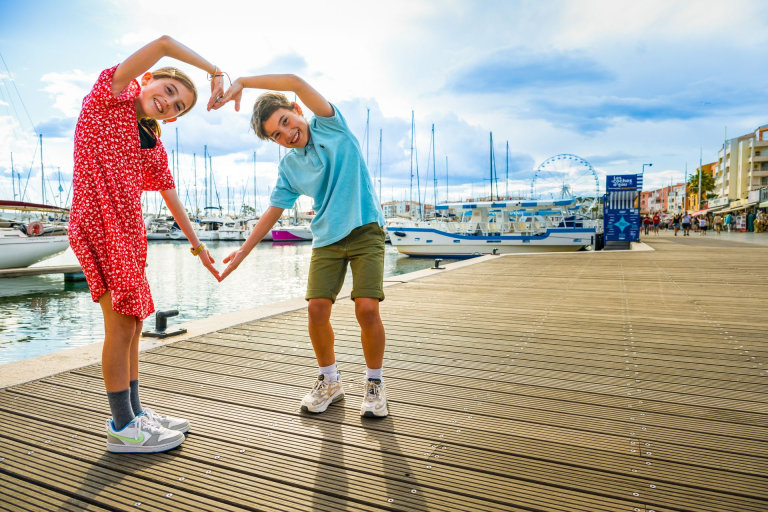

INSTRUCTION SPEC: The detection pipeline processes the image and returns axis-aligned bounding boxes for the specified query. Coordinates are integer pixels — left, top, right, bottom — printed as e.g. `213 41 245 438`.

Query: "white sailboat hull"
389 227 595 257
0 235 70 269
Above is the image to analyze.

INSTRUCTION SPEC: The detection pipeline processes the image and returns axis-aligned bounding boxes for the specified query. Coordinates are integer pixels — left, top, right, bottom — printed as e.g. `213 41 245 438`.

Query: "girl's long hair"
138 67 197 137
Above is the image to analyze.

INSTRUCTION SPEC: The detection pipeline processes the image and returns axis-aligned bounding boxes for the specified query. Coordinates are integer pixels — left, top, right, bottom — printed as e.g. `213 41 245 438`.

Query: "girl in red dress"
70 36 222 453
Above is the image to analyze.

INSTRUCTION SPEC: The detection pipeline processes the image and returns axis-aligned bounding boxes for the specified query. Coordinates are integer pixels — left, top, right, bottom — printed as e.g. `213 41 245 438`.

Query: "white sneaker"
361 378 389 417
300 374 345 413
140 407 190 433
105 414 185 453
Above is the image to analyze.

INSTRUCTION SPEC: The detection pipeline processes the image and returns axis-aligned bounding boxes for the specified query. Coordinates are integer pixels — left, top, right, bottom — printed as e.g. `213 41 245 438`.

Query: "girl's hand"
199 248 222 282
220 246 247 280
207 74 226 112
209 78 243 112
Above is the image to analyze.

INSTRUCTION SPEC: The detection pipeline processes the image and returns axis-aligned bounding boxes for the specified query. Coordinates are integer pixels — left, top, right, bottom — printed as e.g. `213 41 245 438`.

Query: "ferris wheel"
530 154 600 202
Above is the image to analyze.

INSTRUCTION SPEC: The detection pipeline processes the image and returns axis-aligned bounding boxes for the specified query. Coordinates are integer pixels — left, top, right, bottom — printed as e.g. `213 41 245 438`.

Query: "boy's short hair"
251 92 295 140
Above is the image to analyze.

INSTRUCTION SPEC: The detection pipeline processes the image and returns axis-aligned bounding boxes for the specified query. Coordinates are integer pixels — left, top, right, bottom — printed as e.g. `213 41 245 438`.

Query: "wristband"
190 242 206 256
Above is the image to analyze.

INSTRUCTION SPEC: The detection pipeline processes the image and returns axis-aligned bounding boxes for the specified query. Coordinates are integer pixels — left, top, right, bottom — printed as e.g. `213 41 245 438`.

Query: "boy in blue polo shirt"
211 75 389 417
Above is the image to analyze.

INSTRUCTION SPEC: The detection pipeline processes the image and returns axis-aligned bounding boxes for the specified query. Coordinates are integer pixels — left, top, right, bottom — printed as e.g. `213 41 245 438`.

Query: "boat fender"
393 231 406 237
27 221 44 236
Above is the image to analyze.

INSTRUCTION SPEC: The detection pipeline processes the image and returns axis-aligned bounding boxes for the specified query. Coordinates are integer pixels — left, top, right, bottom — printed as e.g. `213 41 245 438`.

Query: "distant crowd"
641 210 767 237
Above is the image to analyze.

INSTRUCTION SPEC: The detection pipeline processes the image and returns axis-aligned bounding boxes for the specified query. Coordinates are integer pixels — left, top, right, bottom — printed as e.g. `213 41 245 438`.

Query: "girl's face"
136 75 194 120
263 108 310 149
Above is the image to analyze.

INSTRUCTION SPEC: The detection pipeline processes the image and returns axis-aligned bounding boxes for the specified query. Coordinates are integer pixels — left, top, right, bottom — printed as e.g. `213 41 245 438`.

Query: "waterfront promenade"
1 232 766 511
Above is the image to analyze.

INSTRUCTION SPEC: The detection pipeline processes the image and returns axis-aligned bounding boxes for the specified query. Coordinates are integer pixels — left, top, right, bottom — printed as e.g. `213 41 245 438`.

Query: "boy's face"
264 108 309 149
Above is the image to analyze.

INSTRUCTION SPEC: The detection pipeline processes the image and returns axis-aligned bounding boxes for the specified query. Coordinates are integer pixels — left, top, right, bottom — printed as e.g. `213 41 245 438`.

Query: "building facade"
714 125 768 202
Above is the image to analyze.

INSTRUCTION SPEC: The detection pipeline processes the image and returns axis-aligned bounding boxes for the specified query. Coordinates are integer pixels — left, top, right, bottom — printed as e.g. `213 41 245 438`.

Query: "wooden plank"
1 233 767 510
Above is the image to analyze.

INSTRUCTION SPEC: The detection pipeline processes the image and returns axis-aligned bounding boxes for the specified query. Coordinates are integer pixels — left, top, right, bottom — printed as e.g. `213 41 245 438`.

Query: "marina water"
0 241 457 365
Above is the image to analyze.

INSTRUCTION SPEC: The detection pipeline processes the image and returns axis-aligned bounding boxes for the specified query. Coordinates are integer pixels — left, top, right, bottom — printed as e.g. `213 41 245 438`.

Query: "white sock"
318 363 339 382
366 367 383 381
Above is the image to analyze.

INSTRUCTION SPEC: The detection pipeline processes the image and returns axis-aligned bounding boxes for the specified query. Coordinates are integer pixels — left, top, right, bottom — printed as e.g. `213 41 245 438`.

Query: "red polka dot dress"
69 66 175 320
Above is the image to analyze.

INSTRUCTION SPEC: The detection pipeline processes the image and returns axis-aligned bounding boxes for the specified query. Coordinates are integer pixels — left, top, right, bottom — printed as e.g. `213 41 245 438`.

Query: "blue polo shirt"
269 104 385 248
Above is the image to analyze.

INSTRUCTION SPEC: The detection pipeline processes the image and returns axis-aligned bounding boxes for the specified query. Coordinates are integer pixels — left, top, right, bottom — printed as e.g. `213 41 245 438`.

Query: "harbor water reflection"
0 241 458 364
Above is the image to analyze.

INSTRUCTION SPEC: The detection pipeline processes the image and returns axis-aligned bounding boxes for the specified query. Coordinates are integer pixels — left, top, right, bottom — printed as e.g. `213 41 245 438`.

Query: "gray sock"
129 379 143 416
107 388 136 431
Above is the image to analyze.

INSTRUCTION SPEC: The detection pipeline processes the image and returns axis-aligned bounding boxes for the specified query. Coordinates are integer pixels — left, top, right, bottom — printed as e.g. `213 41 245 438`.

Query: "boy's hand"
207 73 226 112
220 246 247 280
209 78 243 112
199 249 221 282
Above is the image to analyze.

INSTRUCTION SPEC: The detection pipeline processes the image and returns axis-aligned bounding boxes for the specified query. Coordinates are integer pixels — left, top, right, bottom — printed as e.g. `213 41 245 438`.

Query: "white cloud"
40 69 96 118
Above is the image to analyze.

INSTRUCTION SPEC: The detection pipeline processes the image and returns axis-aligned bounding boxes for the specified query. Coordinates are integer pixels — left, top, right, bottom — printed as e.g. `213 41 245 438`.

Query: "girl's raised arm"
112 35 222 101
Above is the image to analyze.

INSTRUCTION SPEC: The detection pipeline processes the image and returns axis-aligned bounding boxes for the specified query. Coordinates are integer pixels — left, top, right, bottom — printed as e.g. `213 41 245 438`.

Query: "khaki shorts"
306 222 386 303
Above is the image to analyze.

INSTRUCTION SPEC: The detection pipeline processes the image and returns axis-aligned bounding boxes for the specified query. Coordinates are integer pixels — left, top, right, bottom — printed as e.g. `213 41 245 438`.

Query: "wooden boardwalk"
1 233 767 511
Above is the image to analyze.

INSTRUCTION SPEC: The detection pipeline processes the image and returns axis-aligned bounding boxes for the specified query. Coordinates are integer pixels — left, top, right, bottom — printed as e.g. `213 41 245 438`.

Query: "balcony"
752 155 768 163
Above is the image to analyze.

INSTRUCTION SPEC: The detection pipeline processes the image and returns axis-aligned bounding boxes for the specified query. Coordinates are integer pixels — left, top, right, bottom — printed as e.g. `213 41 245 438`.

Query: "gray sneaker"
300 374 345 413
140 407 190 433
106 414 185 453
361 378 388 417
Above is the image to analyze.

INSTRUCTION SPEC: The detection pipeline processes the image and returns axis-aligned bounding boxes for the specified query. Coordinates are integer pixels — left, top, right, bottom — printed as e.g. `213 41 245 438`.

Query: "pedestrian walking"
643 215 652 236
699 215 708 235
714 214 723 234
652 213 661 235
673 214 681 236
682 212 691 236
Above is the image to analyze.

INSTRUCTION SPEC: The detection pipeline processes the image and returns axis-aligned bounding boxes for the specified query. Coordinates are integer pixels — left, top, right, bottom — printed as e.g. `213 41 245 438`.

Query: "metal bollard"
431 258 444 270
142 309 188 339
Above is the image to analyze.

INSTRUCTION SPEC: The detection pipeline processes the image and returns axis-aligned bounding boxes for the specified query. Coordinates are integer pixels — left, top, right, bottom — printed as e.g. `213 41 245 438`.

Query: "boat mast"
227 176 230 217
489 132 492 201
40 134 44 204
253 151 257 214
506 141 509 199
193 153 197 216
432 124 437 209
204 145 208 209
445 156 448 204
175 127 180 202
378 129 382 202
10 152 15 201
410 111 414 216
365 107 370 167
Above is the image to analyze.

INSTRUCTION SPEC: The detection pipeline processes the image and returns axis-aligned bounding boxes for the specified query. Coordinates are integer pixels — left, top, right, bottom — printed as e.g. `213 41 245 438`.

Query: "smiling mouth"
153 98 163 114
290 131 300 144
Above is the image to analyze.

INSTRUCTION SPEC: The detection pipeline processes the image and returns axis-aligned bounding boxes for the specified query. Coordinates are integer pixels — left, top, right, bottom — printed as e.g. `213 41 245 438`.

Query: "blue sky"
1 0 767 210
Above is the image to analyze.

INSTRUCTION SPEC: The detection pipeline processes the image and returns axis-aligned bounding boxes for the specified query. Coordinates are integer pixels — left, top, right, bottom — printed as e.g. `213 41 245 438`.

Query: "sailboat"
0 200 70 268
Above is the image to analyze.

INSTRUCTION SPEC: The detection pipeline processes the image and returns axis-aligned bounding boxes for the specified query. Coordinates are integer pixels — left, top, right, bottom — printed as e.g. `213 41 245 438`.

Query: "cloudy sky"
1 0 766 212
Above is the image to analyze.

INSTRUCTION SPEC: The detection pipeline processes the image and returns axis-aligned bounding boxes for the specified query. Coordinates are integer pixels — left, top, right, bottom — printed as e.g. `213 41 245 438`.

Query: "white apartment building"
714 124 768 201
381 200 434 219
666 184 686 213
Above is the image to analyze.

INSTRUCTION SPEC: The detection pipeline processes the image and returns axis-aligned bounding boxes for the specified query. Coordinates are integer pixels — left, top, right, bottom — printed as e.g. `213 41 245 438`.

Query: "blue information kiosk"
603 174 642 248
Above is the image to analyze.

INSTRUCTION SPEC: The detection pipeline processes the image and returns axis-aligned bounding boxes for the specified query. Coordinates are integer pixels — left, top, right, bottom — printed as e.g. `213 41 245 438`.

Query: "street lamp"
642 163 653 174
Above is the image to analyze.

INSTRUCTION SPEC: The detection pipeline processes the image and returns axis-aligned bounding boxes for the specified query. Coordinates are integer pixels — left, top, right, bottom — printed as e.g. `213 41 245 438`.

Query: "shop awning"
759 201 768 208
718 201 757 214
690 206 726 216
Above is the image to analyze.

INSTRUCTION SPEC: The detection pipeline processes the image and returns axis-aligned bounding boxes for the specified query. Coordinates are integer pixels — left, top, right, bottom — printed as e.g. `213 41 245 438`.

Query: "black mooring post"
431 258 444 270
142 309 187 338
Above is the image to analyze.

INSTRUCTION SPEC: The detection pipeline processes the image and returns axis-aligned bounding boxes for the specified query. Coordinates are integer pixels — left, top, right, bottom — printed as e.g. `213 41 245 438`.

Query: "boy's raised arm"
211 74 333 117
